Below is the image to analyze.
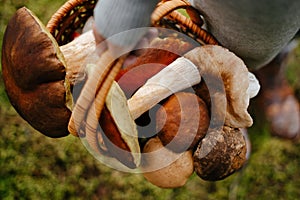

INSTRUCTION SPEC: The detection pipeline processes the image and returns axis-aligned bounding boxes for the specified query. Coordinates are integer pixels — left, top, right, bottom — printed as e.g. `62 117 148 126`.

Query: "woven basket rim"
46 0 218 46
47 0 96 32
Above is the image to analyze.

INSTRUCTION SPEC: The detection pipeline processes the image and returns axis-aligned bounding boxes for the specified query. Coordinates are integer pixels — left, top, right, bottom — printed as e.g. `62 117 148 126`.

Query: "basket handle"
152 0 219 45
152 0 203 26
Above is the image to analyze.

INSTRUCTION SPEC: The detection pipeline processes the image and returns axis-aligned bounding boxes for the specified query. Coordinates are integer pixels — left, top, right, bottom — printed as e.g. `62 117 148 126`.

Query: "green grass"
1 1 300 199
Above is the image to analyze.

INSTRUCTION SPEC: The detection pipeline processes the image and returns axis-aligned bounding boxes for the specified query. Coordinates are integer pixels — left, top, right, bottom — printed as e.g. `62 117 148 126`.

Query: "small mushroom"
193 126 247 181
128 45 260 128
1 7 97 137
141 137 194 188
156 92 210 153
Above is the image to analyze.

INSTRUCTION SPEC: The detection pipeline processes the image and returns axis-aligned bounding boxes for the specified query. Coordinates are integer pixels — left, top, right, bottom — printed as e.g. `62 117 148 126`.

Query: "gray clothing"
94 0 300 69
94 0 158 49
190 0 300 69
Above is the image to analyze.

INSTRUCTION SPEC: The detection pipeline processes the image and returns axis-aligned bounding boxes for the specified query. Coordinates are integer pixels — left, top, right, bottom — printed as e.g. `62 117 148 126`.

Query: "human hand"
92 24 159 66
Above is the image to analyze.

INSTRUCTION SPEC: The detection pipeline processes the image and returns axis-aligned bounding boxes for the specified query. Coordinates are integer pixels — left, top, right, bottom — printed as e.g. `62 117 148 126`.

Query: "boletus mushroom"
193 126 247 181
1 7 97 137
128 45 260 128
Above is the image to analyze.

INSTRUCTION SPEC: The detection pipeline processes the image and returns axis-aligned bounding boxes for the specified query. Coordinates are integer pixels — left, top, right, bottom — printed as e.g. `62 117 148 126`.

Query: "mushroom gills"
100 81 141 168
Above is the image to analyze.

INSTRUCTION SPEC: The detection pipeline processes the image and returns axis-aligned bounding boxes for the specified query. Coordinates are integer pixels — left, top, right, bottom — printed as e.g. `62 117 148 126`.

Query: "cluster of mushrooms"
2 7 260 188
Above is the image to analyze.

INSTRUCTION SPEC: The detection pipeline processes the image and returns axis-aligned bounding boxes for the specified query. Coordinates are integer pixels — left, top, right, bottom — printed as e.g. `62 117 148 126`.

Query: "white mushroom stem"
127 57 201 120
59 30 98 84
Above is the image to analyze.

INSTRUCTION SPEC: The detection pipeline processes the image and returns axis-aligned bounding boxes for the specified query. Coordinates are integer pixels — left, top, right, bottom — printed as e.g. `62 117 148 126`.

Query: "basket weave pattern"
47 0 98 45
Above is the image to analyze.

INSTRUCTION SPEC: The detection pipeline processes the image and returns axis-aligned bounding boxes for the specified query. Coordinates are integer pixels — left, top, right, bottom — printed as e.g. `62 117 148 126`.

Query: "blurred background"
0 0 300 199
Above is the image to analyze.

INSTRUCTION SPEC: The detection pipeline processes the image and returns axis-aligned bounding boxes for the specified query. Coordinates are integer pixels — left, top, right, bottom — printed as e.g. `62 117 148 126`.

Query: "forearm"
191 0 300 69
94 0 159 48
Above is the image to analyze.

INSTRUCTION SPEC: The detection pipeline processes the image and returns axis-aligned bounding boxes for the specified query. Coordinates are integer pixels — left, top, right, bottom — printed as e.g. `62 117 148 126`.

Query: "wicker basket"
46 0 219 158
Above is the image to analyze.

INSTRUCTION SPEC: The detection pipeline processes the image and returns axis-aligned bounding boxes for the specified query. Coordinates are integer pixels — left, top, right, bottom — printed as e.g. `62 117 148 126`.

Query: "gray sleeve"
94 0 159 48
191 0 300 69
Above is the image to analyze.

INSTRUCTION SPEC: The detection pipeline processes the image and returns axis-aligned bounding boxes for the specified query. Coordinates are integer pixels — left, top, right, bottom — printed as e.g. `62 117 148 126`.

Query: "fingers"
92 23 105 44
92 24 108 56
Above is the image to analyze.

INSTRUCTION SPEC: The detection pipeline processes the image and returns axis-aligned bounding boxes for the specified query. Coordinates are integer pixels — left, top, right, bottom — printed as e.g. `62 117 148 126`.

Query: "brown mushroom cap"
1 7 72 137
193 126 247 181
156 92 210 153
